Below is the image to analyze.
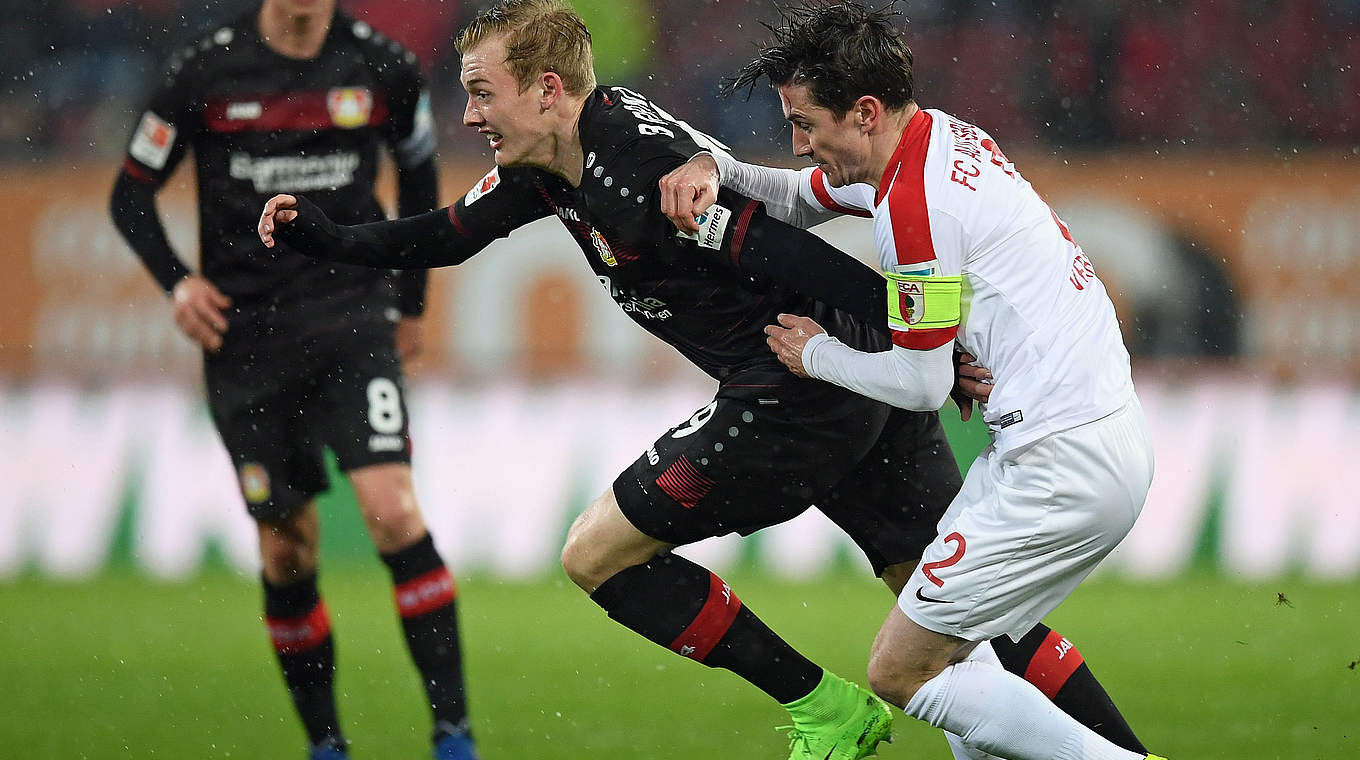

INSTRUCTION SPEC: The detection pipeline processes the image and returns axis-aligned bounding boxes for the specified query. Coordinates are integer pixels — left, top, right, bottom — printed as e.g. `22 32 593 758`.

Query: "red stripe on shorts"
1022 629 1086 699
266 601 331 654
394 567 458 618
655 456 714 508
669 573 742 662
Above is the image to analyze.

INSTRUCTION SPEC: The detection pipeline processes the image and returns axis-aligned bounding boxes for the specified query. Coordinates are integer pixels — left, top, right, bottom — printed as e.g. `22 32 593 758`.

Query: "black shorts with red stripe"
613 379 960 575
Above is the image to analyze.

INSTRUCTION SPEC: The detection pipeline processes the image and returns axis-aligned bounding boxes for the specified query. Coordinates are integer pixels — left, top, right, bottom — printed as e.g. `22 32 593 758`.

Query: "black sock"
381 533 469 730
263 573 344 749
991 623 1148 754
590 553 823 704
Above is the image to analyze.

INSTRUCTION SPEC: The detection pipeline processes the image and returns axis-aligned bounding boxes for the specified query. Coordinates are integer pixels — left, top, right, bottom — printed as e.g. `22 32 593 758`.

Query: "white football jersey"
801 108 1134 454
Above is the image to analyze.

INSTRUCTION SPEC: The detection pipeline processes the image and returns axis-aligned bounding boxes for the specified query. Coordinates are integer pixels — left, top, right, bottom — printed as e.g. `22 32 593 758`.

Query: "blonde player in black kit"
260 2 1142 758
109 2 476 759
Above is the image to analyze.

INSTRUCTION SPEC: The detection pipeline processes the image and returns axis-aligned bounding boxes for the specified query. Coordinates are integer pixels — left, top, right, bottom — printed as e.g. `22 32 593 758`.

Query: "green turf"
2 569 1356 759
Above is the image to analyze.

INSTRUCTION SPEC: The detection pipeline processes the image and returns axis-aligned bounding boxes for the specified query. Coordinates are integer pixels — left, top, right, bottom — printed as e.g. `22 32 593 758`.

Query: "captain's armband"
885 272 962 332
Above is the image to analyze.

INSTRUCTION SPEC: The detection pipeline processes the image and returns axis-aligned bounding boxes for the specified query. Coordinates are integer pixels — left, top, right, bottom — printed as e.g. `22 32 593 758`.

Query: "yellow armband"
885 272 963 331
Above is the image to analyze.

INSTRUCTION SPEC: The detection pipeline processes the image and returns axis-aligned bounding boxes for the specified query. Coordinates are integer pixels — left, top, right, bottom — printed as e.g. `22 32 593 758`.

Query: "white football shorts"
899 396 1155 642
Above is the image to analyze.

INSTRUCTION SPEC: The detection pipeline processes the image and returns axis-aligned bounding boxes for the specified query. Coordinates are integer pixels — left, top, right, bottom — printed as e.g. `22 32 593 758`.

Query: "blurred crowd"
3 0 1356 161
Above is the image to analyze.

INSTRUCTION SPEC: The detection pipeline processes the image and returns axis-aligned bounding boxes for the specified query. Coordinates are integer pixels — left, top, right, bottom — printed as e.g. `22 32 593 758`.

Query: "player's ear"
540 71 565 111
854 96 880 133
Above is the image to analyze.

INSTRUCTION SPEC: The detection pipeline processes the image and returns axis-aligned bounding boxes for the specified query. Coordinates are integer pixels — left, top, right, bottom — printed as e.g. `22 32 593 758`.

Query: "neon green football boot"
779 671 893 760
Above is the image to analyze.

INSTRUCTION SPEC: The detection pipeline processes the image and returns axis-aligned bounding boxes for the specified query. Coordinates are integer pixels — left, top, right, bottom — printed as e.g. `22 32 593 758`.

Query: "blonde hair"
456 0 597 96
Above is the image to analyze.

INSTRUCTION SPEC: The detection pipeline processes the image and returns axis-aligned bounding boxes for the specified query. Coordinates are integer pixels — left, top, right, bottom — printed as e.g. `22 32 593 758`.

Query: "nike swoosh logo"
915 586 950 604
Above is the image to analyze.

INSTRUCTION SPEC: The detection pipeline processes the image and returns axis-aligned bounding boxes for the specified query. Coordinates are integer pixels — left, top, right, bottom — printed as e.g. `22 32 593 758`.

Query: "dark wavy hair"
726 2 914 119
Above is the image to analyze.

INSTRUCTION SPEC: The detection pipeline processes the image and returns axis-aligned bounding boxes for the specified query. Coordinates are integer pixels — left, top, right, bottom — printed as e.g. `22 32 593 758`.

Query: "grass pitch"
2 567 1357 759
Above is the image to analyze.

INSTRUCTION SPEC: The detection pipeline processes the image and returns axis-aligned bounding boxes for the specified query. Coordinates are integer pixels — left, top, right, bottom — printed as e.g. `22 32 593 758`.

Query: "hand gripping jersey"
803 108 1135 454
120 12 435 310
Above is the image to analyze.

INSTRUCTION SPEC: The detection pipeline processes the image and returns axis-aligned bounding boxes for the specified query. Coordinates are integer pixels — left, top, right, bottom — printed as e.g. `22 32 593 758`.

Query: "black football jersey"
120 9 434 310
442 86 885 391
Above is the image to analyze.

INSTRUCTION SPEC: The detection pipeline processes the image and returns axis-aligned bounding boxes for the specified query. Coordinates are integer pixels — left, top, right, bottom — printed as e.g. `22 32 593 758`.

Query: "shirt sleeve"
120 49 197 187
799 167 876 218
379 52 437 170
801 337 955 411
379 54 441 316
393 158 439 316
277 166 552 269
879 179 964 351
707 153 838 230
111 48 199 293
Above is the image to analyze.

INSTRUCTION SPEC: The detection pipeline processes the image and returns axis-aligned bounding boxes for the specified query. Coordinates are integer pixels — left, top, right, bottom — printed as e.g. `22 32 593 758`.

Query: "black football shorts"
206 318 411 522
613 380 960 575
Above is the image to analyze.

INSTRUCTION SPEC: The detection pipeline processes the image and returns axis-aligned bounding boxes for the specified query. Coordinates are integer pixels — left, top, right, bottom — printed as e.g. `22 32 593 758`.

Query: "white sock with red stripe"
905 659 1143 760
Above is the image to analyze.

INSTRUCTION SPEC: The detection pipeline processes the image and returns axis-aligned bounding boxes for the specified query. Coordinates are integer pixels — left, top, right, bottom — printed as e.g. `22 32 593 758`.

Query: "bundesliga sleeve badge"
463 167 501 206
129 111 177 170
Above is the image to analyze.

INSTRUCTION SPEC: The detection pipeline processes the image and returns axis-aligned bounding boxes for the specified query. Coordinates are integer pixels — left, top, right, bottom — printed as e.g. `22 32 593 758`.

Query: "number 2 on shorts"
921 532 966 587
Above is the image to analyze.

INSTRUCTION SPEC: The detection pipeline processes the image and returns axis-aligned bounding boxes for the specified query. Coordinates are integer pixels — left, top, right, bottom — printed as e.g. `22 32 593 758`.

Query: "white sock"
942 643 1005 760
905 659 1143 760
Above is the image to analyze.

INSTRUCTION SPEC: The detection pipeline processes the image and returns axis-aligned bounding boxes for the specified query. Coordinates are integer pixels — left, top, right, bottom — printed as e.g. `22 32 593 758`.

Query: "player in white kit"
659 4 1165 760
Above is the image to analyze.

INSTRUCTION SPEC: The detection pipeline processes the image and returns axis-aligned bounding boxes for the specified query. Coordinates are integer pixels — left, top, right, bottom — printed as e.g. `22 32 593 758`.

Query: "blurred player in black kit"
258 1 1141 758
109 1 477 758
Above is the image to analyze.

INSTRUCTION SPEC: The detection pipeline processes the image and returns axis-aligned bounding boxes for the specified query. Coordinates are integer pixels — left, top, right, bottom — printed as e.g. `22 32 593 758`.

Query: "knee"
561 488 667 594
258 523 319 583
560 492 632 593
867 641 947 710
560 516 610 593
352 466 426 551
866 651 921 709
363 496 426 551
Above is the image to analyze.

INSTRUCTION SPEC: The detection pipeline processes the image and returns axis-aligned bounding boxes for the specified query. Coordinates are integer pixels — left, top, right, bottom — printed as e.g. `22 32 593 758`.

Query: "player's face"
460 37 555 168
778 84 873 187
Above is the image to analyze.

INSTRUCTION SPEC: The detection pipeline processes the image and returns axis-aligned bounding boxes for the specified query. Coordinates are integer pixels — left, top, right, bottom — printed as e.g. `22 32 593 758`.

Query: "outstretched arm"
259 194 471 269
259 168 550 269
